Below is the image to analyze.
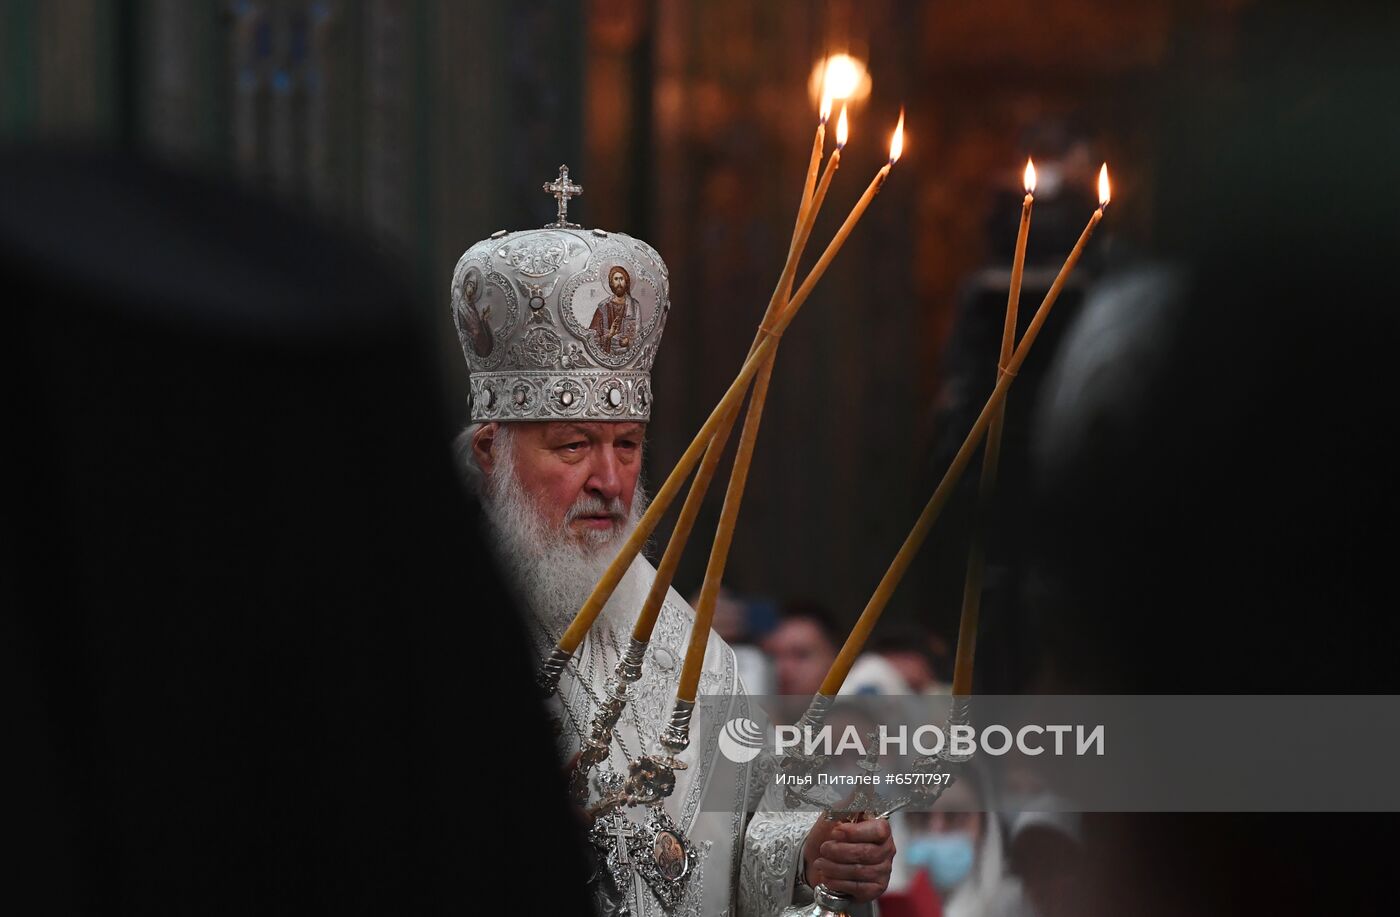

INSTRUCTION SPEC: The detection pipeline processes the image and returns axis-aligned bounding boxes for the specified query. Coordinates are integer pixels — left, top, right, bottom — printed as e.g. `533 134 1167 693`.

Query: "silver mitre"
451 165 671 423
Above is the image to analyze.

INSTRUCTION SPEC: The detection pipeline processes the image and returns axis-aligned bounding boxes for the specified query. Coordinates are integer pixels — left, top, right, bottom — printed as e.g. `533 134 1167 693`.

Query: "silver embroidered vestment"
542 557 811 917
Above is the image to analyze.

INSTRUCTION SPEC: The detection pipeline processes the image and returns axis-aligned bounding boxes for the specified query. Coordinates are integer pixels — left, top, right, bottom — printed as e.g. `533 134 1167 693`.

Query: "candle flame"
1024 158 1037 195
836 105 849 149
1098 163 1111 208
824 54 863 100
809 53 871 109
820 90 833 124
888 109 905 164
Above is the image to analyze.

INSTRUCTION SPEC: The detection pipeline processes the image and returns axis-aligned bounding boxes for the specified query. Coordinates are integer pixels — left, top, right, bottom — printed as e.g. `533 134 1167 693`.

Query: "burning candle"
674 112 905 702
672 113 850 696
798 91 833 222
627 105 845 646
556 113 900 667
818 163 1109 698
950 159 1036 698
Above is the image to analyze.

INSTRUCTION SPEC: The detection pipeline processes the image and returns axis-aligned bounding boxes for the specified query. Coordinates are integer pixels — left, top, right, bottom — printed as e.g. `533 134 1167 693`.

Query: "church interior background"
1 0 1255 689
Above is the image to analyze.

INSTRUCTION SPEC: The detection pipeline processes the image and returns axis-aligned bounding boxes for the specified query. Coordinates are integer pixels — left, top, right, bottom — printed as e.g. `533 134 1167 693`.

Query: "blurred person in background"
699 585 775 695
839 650 913 696
899 765 1029 917
878 630 948 695
840 627 949 697
764 600 842 698
1008 811 1083 917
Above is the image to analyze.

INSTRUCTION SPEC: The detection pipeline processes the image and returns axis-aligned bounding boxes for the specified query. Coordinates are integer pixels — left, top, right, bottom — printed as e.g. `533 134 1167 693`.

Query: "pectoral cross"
590 810 640 900
605 816 636 866
544 164 583 228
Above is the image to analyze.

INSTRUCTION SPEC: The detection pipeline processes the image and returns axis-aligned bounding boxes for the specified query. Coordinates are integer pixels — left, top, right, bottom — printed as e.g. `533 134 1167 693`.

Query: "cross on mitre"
544 164 583 228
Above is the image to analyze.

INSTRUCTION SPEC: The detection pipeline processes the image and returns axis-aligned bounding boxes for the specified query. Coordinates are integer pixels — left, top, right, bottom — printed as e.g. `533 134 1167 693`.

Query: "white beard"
479 431 649 639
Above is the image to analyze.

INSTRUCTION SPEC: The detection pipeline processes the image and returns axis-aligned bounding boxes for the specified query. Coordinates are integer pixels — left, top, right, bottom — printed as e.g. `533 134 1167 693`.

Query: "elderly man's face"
474 420 645 542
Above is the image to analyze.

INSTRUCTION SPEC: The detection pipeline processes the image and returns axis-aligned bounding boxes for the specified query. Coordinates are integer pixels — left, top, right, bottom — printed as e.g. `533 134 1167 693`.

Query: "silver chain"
530 620 636 762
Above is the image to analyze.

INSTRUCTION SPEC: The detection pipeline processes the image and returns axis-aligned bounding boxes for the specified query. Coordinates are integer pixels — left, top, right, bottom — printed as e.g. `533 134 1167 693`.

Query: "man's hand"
802 816 896 903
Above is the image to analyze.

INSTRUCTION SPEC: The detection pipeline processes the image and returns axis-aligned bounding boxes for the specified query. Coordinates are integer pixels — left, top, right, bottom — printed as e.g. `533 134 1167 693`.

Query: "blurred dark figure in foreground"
1 148 588 912
1022 2 1400 915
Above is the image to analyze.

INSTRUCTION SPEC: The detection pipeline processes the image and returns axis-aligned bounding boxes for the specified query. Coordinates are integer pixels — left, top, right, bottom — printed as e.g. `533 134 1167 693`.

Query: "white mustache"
565 493 626 524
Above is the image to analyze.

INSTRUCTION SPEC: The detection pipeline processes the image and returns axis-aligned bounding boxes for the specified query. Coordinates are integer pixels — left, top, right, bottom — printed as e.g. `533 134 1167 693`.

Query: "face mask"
905 832 976 892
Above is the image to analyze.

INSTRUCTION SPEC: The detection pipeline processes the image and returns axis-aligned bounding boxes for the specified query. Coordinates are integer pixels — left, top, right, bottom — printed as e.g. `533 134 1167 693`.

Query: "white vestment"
537 556 814 917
